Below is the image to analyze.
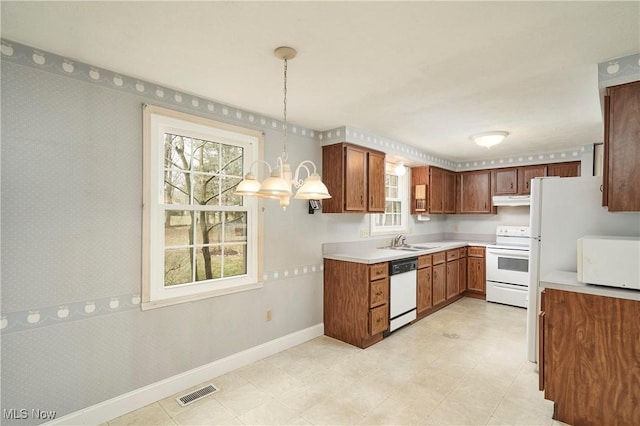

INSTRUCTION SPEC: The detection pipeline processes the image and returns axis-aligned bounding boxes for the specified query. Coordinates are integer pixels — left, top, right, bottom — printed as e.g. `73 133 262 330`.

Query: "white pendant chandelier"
235 46 331 211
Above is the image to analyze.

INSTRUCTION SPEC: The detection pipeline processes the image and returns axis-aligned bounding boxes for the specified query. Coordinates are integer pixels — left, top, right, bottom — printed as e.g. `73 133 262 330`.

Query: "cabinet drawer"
370 277 389 307
446 249 460 261
418 254 432 269
369 304 389 335
432 252 446 265
369 263 388 280
459 247 467 257
468 246 486 257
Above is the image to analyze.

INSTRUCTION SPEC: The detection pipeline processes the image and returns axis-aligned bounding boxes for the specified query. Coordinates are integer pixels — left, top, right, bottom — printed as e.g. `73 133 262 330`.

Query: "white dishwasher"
388 257 418 333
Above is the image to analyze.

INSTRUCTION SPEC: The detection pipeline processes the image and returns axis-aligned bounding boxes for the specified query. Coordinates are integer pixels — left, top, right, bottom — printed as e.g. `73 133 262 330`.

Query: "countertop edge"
540 270 640 302
323 241 490 264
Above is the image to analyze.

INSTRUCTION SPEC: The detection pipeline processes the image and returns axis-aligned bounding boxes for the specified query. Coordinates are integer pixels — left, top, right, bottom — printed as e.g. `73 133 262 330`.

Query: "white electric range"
485 226 531 308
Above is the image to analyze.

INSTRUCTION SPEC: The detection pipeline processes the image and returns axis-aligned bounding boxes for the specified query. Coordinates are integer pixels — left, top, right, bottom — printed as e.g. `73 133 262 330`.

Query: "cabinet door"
493 168 518 195
605 81 640 211
459 170 492 213
369 304 389 335
367 151 386 212
432 263 446 305
518 165 547 195
444 171 456 213
446 259 459 299
429 167 444 214
459 256 467 294
411 166 430 214
548 162 580 178
344 146 367 211
417 267 432 313
467 257 485 293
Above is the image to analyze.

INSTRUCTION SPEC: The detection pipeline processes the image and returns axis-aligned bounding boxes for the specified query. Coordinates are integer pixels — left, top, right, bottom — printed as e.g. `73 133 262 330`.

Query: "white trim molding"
43 323 324 426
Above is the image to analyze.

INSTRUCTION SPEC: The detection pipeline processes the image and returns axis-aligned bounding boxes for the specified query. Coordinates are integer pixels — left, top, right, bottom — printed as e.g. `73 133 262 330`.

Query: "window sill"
141 281 263 311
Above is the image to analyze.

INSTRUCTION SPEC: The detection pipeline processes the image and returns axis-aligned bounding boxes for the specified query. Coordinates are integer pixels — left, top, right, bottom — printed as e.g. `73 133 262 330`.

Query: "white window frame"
142 105 263 310
370 163 409 236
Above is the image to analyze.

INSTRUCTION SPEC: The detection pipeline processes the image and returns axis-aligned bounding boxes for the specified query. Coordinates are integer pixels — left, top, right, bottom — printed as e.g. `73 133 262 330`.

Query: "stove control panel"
496 226 530 237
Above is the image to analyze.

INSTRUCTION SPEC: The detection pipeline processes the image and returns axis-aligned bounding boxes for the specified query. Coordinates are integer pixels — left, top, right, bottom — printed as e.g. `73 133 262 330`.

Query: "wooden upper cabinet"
548 161 580 178
344 145 367 211
411 166 429 214
444 171 456 213
518 165 547 195
367 151 386 212
459 170 492 214
321 143 385 213
493 168 518 195
603 80 640 211
429 167 445 214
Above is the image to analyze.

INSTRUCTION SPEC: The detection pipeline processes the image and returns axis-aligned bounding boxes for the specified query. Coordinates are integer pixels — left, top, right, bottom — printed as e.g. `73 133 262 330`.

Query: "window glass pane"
224 245 247 277
192 140 220 174
194 174 219 206
164 211 194 247
164 248 193 286
220 176 243 206
225 212 247 242
221 144 244 177
195 247 222 282
195 211 222 245
164 134 190 171
164 170 191 204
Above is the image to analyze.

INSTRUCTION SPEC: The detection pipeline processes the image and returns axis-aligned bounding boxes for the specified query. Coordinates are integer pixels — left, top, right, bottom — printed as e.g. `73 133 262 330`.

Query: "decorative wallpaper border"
2 38 624 174
0 39 319 141
0 265 323 336
598 52 640 87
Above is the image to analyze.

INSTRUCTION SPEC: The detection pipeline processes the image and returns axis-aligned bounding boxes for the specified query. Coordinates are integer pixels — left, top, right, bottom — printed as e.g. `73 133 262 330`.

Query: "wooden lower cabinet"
466 246 486 296
417 265 432 314
324 259 389 348
540 288 640 425
459 248 467 295
432 253 447 306
446 249 460 299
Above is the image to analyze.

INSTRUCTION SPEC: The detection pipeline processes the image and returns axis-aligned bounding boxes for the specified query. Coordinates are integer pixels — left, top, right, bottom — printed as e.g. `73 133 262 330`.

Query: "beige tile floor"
108 298 570 425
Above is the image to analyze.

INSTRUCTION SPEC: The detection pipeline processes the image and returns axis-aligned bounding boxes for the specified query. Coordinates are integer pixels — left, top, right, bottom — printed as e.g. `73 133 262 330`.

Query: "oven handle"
486 248 530 258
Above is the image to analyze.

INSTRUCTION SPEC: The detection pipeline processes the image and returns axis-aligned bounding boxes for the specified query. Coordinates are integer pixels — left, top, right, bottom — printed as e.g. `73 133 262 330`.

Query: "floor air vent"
176 384 219 407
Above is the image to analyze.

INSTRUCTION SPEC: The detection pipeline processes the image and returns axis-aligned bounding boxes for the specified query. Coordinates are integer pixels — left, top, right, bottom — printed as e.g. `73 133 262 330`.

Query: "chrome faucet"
391 234 407 247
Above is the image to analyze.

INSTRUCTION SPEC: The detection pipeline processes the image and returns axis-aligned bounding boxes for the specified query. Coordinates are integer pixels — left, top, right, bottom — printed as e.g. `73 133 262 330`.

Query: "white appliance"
491 195 531 206
577 235 640 289
526 176 640 363
486 226 531 308
388 257 417 333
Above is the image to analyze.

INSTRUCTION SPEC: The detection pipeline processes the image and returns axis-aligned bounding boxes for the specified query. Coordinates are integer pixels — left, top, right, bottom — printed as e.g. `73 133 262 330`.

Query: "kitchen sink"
380 246 423 252
409 245 440 250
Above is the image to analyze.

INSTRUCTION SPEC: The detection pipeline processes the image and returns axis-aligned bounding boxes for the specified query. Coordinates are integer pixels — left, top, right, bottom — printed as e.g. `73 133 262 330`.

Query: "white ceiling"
2 1 639 162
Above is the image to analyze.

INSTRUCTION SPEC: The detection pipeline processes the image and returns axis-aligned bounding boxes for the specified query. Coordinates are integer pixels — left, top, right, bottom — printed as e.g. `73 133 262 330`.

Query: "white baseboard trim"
45 323 324 425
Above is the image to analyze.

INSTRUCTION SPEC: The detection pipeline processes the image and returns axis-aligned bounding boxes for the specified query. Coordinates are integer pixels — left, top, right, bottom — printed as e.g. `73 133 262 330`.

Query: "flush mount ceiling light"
235 46 331 211
471 131 509 148
394 161 406 176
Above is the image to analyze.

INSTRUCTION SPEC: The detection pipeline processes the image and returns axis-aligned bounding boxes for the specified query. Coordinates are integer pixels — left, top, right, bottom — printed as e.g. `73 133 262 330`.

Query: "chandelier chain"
282 57 288 161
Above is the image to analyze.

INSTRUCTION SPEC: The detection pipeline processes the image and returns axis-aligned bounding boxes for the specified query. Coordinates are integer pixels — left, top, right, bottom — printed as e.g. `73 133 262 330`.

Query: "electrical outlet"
454 224 460 232
265 308 272 322
360 229 369 238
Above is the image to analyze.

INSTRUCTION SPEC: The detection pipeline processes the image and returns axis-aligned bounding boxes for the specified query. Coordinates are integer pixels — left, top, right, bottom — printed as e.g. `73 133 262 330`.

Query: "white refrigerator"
526 176 640 363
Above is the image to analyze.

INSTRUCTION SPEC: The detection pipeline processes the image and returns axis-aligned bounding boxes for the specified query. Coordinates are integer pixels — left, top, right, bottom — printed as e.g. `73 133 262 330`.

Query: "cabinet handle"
376 291 382 296
510 182 513 189
360 194 364 206
526 181 529 190
600 184 603 192
376 317 382 323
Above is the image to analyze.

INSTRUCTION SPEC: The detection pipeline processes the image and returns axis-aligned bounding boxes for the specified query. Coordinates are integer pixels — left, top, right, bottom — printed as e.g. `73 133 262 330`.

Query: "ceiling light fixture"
471 131 509 148
394 161 406 176
235 46 331 210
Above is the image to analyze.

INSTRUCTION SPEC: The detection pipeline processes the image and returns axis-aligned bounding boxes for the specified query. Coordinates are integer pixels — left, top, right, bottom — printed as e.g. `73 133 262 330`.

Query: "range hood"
492 195 531 206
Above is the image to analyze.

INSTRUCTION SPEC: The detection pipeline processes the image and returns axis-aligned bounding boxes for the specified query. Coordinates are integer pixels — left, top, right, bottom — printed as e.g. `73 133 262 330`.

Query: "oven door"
486 246 530 286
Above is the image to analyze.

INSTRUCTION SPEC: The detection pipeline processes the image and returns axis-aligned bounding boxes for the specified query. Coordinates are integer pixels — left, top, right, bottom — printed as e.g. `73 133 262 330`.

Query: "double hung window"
142 105 262 309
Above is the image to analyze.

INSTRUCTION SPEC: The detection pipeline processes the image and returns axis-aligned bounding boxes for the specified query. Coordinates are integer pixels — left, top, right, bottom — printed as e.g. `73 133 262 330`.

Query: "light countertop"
323 241 492 264
541 270 640 302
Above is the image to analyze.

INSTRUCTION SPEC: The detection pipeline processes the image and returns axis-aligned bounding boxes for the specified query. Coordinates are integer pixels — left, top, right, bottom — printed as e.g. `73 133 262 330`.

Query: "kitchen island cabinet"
324 259 389 348
539 288 640 425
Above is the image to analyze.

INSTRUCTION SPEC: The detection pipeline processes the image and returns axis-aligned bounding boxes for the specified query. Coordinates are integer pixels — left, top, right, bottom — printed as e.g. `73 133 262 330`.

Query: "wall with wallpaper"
4 40 633 423
0 41 447 423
